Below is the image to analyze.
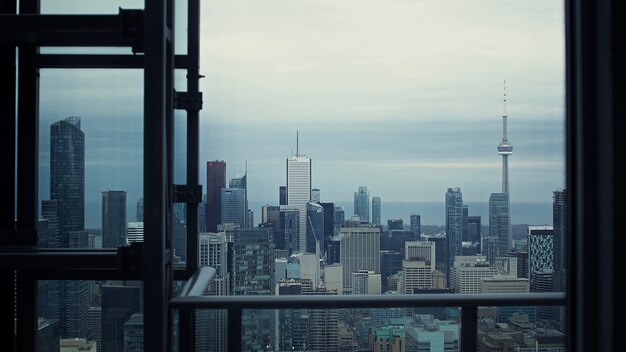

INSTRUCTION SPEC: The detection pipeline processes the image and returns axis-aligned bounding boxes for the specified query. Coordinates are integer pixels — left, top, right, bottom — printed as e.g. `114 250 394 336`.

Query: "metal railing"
171 268 567 352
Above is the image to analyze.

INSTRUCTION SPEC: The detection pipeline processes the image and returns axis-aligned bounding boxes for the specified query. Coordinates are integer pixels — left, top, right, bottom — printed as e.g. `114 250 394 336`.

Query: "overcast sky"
38 0 565 227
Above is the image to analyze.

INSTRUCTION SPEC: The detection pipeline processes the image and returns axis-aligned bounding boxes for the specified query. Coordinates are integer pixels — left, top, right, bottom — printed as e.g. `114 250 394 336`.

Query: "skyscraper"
232 228 275 350
50 116 84 247
229 169 248 227
311 188 321 203
206 160 226 232
410 214 421 239
552 189 567 276
372 196 381 226
220 188 246 228
102 190 127 248
306 202 324 254
286 153 311 252
354 186 370 222
339 225 381 290
445 187 464 285
48 117 89 339
136 197 143 222
489 192 512 255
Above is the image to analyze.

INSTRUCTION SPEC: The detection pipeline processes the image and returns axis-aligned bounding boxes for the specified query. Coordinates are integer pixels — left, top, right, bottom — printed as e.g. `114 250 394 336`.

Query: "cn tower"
498 82 513 193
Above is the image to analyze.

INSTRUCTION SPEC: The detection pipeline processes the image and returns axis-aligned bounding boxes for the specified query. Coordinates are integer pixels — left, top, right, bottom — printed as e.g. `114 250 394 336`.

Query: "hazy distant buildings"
229 172 248 227
102 190 127 248
286 154 312 252
387 219 403 231
127 222 144 244
354 186 370 222
372 196 381 226
206 160 226 232
136 197 143 222
446 187 464 284
466 216 481 254
311 188 320 203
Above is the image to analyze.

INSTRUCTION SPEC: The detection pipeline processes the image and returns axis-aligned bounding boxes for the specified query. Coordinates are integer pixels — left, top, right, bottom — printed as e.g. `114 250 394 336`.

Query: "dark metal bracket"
174 90 203 111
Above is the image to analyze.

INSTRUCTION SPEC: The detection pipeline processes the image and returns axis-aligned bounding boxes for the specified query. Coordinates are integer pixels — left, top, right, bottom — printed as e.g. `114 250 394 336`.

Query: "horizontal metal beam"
0 248 143 280
170 292 567 310
35 54 192 69
0 10 143 49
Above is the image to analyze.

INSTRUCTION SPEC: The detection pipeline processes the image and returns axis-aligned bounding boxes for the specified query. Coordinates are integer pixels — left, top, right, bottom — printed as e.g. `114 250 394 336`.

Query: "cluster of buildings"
36 101 567 351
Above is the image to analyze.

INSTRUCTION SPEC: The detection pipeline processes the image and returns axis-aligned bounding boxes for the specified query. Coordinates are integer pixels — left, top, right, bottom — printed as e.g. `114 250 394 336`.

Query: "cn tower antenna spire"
497 79 513 193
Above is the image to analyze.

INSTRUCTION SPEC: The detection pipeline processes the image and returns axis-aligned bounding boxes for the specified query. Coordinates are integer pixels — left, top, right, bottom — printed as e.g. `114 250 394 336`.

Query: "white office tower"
399 241 436 294
351 270 381 294
450 255 498 294
196 233 229 352
292 252 321 290
287 155 311 252
323 264 344 294
339 225 381 291
126 222 144 244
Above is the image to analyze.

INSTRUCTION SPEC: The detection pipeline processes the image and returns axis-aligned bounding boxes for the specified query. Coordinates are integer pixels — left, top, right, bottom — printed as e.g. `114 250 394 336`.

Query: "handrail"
175 266 216 297
170 291 566 352
170 291 566 309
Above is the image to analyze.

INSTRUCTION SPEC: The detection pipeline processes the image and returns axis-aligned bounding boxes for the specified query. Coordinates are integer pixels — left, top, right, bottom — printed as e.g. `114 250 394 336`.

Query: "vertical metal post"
15 271 36 352
143 0 171 350
0 0 17 235
16 0 40 247
460 306 477 352
0 270 16 352
228 308 242 352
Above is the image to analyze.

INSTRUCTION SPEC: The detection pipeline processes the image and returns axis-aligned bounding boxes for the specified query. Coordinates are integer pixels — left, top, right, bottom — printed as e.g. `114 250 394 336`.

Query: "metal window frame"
1 0 624 351
0 0 202 351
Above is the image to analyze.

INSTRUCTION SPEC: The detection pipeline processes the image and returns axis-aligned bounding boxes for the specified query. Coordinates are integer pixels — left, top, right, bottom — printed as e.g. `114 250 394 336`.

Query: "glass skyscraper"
372 196 381 226
489 192 512 256
102 190 127 248
445 187 464 285
354 186 370 222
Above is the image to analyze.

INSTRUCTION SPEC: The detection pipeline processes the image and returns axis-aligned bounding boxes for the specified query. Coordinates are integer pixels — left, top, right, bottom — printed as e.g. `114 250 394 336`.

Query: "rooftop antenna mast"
296 130 299 156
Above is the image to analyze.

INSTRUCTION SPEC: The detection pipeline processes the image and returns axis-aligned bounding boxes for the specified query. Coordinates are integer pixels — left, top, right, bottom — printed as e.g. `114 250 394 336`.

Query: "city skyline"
37 0 564 229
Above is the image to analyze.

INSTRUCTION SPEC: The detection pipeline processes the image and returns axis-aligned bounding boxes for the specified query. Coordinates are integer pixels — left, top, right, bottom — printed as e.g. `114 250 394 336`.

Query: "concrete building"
339 225 381 290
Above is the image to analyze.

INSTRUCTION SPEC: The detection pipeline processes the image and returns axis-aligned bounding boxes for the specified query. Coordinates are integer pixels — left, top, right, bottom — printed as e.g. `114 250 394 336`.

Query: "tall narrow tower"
498 82 513 193
287 131 311 252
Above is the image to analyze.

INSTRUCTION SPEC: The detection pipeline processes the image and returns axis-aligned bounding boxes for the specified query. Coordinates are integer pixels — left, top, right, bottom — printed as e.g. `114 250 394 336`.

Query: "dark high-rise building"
102 190 127 248
221 188 246 228
410 214 421 239
48 117 90 339
50 116 84 247
101 285 142 352
466 216 481 255
387 219 403 231
553 189 567 289
136 197 143 222
279 186 287 205
380 250 402 292
380 230 414 259
319 202 335 258
123 313 144 352
229 171 248 227
446 187 464 284
306 202 324 254
333 206 345 235
280 206 300 255
232 229 275 350
372 196 381 225
489 192 512 256
206 160 226 232
353 186 370 222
